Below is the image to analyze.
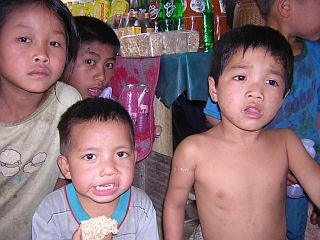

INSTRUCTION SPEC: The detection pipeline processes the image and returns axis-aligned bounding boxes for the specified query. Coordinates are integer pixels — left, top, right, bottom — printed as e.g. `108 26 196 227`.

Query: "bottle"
157 0 174 31
183 0 205 50
138 0 148 13
110 0 129 17
118 13 130 36
78 0 86 16
148 0 160 31
70 1 80 16
84 0 94 16
129 0 139 12
202 0 214 51
287 138 316 199
172 0 184 30
212 0 227 42
131 11 142 34
141 12 155 33
135 84 150 139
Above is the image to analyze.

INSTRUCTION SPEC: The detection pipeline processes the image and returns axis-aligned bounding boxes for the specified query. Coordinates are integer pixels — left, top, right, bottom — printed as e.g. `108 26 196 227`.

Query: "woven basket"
233 0 265 28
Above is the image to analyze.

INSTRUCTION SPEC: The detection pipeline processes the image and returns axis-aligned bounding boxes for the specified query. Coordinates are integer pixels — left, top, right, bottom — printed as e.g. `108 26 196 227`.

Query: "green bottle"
172 0 184 30
202 0 214 51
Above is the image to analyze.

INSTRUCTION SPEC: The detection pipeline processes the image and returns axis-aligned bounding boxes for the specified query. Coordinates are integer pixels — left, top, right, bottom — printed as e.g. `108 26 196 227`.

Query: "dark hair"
75 16 120 55
254 0 276 20
58 98 134 154
0 0 79 77
209 24 293 97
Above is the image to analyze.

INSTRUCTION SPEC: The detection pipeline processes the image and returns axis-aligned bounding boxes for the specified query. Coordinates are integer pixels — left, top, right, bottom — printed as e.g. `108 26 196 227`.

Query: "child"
32 98 159 240
66 16 120 99
0 0 81 239
204 0 320 238
163 25 320 240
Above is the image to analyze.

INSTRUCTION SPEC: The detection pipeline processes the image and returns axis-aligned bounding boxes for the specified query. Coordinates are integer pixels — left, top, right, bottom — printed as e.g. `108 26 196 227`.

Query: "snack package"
80 216 118 240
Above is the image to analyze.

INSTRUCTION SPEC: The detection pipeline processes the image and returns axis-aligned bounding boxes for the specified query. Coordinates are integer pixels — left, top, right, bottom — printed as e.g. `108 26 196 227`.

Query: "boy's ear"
277 0 291 18
208 76 218 102
57 155 72 179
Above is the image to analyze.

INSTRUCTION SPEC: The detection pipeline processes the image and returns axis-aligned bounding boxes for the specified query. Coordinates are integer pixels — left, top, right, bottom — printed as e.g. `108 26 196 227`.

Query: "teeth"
96 184 114 191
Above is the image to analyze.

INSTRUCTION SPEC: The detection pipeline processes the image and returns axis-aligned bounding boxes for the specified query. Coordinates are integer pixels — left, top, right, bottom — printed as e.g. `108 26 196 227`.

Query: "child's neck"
0 86 51 123
81 197 119 218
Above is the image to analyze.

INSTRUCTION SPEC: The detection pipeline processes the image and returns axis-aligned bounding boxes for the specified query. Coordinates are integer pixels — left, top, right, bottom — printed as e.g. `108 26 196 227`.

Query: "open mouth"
88 87 102 97
95 184 115 191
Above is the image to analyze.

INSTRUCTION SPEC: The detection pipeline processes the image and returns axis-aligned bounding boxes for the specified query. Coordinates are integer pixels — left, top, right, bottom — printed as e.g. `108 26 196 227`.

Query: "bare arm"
163 139 197 240
287 130 320 208
317 111 320 129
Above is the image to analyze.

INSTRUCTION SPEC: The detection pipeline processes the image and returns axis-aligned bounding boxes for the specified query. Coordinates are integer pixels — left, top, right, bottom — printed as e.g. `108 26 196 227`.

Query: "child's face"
209 47 287 131
67 41 116 99
0 4 67 94
288 0 320 41
59 120 136 208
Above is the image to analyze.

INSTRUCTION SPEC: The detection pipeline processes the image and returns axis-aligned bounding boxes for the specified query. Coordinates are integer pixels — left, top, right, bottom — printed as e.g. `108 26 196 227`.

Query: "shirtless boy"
163 25 320 240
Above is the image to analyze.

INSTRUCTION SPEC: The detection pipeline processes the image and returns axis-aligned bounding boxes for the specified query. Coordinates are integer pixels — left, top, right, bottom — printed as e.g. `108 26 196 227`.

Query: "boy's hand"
287 171 298 185
72 227 82 240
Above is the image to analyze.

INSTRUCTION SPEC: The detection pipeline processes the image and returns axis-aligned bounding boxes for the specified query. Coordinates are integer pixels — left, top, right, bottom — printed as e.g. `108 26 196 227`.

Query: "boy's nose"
99 161 118 177
33 54 49 64
246 91 264 100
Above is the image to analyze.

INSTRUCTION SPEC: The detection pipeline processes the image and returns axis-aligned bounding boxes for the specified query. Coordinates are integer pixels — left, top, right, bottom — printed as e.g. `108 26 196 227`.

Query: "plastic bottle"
287 138 316 198
110 0 129 17
84 0 94 16
183 0 205 50
212 0 227 42
157 0 174 31
202 0 214 51
135 85 150 138
172 0 184 30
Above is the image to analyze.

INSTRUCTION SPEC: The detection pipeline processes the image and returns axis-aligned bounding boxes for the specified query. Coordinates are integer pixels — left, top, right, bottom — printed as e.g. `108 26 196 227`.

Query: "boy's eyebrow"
228 63 284 77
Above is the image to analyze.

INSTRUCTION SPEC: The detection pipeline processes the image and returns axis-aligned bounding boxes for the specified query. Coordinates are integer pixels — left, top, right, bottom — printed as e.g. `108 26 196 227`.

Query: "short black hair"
209 24 293 97
58 98 134 154
75 16 120 55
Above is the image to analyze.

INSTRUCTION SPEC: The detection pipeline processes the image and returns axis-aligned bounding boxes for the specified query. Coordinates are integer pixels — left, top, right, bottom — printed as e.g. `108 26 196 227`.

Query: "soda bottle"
149 0 160 31
129 0 139 12
157 0 175 31
138 0 148 13
172 0 184 30
202 0 214 51
141 12 155 33
212 0 227 42
183 0 205 50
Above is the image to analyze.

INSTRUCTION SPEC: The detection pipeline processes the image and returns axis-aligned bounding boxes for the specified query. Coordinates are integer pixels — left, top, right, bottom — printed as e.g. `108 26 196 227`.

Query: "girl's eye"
18 37 31 43
266 79 279 87
83 154 96 161
116 151 129 159
85 59 96 66
50 41 61 47
234 75 246 81
105 62 114 69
